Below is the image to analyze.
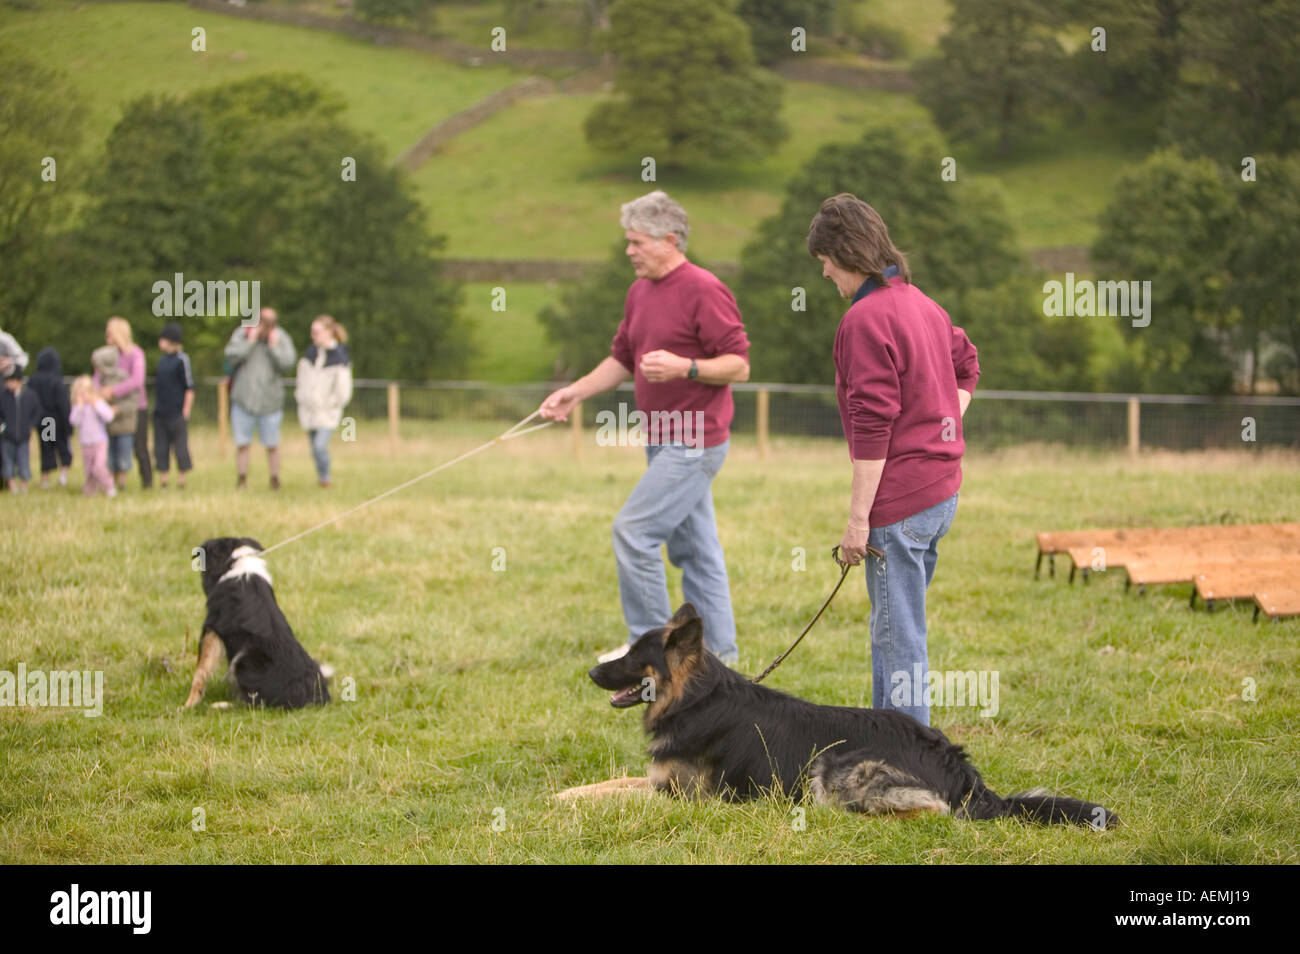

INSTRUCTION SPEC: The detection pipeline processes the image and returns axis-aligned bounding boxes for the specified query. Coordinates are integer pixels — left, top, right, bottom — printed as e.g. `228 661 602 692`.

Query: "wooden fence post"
1127 396 1140 457
572 400 583 460
756 388 770 461
388 382 400 453
217 382 229 457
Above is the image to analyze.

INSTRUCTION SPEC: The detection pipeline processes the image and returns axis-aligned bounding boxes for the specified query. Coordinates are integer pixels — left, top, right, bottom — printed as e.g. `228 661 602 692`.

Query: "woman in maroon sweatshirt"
808 193 979 727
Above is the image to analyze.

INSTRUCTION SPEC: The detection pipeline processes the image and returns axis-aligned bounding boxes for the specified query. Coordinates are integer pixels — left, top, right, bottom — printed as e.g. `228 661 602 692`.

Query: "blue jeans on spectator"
308 428 333 483
865 492 958 727
612 440 738 663
230 403 283 448
108 433 135 474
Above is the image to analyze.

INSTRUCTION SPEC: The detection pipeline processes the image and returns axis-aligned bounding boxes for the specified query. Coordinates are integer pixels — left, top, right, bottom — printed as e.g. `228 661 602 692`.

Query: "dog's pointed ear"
669 602 699 628
665 617 703 656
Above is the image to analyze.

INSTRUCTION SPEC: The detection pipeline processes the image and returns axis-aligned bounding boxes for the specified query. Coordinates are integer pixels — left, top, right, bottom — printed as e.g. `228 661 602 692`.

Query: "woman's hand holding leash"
838 523 880 565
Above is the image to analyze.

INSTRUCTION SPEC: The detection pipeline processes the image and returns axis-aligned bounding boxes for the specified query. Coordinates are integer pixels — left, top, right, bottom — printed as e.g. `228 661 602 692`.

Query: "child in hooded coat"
28 347 72 488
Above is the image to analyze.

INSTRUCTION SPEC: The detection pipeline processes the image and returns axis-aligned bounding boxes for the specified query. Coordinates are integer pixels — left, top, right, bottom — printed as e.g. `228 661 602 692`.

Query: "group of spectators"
0 308 353 495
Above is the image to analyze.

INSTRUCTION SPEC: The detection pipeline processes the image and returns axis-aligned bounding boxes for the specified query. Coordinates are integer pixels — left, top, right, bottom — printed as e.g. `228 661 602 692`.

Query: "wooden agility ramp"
1035 524 1300 620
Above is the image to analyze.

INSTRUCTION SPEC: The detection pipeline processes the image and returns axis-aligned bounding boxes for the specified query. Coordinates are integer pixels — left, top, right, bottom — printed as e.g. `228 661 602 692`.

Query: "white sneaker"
596 644 630 663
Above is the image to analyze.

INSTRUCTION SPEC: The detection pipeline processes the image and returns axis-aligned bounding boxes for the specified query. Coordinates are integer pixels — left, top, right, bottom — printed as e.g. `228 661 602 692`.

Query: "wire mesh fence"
177 379 1300 451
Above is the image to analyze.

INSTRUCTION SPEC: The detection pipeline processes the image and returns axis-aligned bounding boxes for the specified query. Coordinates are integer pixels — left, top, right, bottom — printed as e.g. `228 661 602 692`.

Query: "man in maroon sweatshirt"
539 191 750 665
808 193 979 726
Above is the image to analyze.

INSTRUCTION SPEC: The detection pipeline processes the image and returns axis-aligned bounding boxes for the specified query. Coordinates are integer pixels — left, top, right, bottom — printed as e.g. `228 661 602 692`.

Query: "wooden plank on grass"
1196 561 1300 601
1255 587 1300 620
1125 541 1300 585
1069 538 1300 576
1038 523 1300 556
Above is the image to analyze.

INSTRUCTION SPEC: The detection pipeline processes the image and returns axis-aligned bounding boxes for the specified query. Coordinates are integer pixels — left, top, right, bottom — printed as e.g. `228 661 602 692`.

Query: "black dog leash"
750 543 885 684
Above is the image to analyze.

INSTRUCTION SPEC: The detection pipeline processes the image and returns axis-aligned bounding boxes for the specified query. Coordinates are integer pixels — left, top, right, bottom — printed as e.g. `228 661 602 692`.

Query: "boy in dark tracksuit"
28 347 72 488
154 322 194 489
1 367 43 492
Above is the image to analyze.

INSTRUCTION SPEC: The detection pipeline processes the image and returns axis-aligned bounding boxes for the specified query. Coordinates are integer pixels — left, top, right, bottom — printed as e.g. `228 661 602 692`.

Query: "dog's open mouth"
609 685 643 708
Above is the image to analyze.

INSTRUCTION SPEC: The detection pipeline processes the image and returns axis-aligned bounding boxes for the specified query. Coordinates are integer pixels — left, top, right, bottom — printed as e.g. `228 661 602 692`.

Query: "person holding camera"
225 307 295 490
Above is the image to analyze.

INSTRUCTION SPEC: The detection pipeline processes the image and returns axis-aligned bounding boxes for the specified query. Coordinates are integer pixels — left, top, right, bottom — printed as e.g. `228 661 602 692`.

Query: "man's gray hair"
620 190 689 253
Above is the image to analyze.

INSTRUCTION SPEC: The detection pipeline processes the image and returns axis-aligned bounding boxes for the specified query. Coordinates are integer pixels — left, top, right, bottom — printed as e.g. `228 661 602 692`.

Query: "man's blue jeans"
865 492 958 727
612 440 738 662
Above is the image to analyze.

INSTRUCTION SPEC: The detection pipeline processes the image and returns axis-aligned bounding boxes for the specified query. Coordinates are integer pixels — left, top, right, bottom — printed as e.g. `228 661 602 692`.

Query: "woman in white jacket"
295 315 353 488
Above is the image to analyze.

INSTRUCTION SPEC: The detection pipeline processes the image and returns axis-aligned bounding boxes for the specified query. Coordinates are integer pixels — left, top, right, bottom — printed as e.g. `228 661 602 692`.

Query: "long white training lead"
258 410 552 556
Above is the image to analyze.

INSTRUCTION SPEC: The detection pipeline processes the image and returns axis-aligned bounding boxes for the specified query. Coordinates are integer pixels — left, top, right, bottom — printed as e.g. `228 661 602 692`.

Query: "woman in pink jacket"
95 316 151 491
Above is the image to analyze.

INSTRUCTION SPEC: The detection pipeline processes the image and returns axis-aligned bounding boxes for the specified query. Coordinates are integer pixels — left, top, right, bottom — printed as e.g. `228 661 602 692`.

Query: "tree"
262 120 468 381
734 126 1068 387
354 0 434 29
1091 149 1238 394
1067 0 1191 109
0 51 86 346
584 0 787 168
736 0 836 64
1161 0 1300 163
913 0 1072 156
956 275 1096 391
34 95 216 371
1230 154 1300 393
82 97 218 313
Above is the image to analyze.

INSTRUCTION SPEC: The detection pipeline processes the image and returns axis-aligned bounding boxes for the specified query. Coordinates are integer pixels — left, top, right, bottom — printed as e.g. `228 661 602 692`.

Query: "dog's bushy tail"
966 787 1119 828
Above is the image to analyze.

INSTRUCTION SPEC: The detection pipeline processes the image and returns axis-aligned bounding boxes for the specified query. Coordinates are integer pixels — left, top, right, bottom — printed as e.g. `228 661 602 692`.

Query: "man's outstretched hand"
539 385 581 422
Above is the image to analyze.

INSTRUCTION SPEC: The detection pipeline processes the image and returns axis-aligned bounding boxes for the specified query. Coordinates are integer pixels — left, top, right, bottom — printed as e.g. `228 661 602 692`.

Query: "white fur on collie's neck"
218 546 272 586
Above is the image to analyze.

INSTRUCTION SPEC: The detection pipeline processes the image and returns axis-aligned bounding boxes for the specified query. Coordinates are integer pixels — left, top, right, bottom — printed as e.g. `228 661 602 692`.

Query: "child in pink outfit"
69 375 116 497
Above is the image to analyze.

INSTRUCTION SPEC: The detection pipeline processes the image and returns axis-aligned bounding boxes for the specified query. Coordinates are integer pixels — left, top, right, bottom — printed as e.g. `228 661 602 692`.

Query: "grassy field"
2 426 1297 863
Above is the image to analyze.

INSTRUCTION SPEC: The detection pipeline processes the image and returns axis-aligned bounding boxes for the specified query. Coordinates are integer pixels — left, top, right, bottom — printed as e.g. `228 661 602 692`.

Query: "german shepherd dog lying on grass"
561 603 1118 827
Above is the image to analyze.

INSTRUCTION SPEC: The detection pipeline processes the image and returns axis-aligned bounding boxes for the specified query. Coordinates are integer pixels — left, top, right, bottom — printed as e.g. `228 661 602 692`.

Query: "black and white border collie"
184 537 332 709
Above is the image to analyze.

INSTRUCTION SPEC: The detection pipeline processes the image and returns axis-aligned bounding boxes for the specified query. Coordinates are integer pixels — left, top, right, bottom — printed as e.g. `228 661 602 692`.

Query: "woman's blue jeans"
308 428 333 482
865 492 958 726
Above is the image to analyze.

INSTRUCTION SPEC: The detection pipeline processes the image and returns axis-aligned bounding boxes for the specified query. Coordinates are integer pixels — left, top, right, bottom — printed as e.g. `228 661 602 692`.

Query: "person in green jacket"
225 308 296 490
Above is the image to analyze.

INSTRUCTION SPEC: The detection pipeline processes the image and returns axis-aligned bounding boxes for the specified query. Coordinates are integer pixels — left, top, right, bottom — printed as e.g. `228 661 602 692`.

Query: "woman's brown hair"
314 314 348 345
807 193 911 285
